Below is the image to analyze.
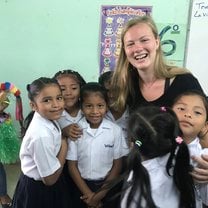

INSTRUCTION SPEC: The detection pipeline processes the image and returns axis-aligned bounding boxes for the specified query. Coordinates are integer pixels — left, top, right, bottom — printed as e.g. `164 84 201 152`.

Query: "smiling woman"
110 15 208 197
110 15 204 113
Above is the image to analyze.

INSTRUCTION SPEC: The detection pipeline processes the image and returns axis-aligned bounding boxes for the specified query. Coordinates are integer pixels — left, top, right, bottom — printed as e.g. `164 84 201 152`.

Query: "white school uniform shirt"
105 108 129 156
20 112 61 180
57 109 83 129
187 137 208 206
120 154 180 208
66 117 126 180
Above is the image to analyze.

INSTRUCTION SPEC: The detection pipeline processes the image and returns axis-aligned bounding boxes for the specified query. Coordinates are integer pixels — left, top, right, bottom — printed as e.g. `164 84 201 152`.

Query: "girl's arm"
42 137 68 186
68 160 94 204
62 123 82 140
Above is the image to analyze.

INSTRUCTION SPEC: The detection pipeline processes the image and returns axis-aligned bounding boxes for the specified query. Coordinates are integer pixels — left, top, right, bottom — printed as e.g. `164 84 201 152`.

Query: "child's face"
173 95 207 142
31 84 64 120
57 75 80 110
82 92 107 128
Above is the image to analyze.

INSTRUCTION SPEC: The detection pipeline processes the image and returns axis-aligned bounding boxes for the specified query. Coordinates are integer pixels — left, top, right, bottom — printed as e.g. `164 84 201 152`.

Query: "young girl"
67 82 128 208
53 69 86 139
119 106 195 208
172 90 208 206
98 71 129 141
12 77 71 208
0 82 23 208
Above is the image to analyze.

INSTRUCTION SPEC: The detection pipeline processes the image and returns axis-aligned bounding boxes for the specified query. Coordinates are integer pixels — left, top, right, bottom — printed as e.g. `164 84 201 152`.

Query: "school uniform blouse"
20 112 61 180
105 108 130 156
120 154 180 208
57 109 83 129
105 107 129 139
66 117 126 180
129 73 204 111
187 138 208 206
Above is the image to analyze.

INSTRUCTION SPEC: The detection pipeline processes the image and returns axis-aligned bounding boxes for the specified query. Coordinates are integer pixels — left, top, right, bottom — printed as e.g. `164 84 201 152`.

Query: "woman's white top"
20 112 61 180
57 109 83 129
66 117 128 180
120 154 180 208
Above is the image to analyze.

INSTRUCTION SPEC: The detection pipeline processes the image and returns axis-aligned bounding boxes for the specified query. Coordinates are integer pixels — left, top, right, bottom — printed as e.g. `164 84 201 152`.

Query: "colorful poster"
99 5 152 74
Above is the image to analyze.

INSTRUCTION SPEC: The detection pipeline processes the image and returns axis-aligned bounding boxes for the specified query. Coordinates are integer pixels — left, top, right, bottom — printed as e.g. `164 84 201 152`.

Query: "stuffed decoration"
0 82 24 164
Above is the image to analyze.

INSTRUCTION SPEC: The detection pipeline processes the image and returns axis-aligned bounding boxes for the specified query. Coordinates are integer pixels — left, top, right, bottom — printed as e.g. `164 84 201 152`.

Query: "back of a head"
128 106 180 159
127 106 196 208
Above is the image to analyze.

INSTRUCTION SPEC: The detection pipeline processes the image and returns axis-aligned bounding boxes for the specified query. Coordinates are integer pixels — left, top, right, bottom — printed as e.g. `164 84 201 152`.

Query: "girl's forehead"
177 95 206 108
83 92 105 100
58 74 80 83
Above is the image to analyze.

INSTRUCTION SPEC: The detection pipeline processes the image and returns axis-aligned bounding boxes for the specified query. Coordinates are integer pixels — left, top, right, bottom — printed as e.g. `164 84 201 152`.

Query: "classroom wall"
0 0 190 129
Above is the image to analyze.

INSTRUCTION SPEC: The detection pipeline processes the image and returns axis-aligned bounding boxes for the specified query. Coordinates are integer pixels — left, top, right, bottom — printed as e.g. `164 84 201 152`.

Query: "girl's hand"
191 154 208 183
62 123 82 140
80 192 95 205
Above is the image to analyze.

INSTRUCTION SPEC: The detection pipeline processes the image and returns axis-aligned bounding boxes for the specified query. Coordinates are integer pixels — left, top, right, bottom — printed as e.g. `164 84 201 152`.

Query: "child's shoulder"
102 118 122 131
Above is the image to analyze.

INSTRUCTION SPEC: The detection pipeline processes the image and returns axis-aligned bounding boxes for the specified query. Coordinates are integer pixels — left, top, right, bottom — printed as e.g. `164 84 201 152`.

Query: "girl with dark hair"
67 82 128 208
12 77 72 208
172 90 208 206
53 69 86 140
120 106 195 208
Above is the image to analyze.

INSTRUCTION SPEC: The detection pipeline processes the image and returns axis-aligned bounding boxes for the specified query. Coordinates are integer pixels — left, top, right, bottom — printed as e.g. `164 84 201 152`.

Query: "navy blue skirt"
12 173 72 208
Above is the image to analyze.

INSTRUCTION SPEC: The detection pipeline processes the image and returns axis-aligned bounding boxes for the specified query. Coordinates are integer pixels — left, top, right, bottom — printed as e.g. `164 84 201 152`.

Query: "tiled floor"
3 162 21 202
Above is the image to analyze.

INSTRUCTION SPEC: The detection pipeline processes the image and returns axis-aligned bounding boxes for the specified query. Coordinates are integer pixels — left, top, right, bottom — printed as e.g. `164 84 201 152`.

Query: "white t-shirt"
20 112 61 180
66 117 128 180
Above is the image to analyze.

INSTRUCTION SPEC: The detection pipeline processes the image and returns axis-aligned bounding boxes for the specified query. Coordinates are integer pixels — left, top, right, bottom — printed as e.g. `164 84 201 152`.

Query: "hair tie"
175 136 183 144
160 106 166 112
135 140 142 147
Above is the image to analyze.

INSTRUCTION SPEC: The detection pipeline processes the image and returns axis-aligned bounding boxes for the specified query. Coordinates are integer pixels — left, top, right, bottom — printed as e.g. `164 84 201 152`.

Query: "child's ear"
30 101 37 111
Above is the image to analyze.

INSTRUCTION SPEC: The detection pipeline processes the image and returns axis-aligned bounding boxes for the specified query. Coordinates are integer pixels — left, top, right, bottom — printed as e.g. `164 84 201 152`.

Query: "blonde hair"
111 15 189 111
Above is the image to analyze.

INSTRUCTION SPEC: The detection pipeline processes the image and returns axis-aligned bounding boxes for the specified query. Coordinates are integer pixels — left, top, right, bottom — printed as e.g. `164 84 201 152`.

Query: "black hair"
80 82 108 106
126 106 195 207
98 71 113 87
53 69 86 88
